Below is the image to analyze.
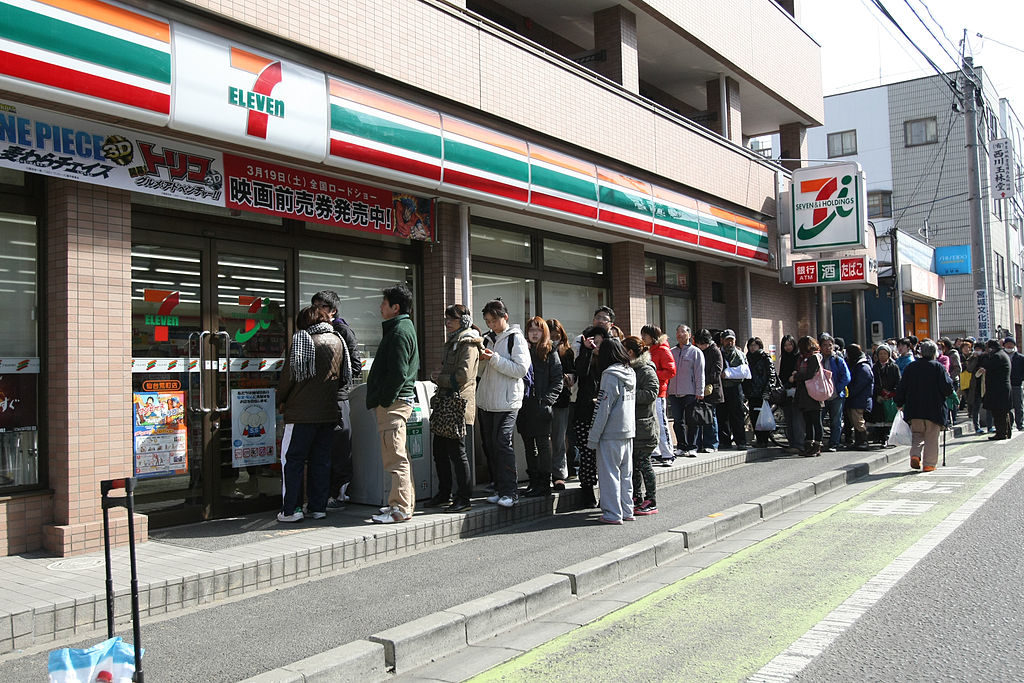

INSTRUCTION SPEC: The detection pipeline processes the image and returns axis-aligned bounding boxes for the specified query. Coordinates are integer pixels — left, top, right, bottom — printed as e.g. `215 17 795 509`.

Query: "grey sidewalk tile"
398 643 520 683
729 525 783 543
639 562 702 586
662 549 732 569
592 579 667 604
482 618 576 653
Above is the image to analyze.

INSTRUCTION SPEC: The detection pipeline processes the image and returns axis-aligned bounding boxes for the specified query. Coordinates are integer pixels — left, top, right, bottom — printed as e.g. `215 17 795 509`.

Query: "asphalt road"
473 433 1024 682
793 441 1024 681
0 447 881 682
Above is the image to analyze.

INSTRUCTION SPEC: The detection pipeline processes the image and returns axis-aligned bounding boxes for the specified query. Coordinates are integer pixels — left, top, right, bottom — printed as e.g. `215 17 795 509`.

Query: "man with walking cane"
894 339 954 473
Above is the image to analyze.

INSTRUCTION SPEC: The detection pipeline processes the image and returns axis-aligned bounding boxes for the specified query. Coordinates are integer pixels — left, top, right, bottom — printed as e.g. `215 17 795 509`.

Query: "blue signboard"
934 245 971 276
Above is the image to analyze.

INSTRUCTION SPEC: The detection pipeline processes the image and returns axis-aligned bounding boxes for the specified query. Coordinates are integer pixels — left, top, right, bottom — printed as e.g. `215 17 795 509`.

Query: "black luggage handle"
101 477 144 682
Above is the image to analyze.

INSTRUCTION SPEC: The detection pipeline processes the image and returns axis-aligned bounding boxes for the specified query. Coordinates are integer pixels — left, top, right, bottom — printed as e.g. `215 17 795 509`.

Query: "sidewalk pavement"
0 445 768 656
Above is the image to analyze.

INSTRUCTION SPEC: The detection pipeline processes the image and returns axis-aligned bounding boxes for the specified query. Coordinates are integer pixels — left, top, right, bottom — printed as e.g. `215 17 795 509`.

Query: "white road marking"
933 467 984 477
849 499 936 516
890 481 963 494
748 451 1024 683
960 456 987 463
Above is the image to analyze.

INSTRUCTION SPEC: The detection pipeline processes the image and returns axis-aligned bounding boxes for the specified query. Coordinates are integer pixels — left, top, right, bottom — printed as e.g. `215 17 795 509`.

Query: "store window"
644 254 695 332
470 220 607 334
827 129 857 158
0 213 40 490
298 252 417 363
904 117 938 147
996 253 1006 291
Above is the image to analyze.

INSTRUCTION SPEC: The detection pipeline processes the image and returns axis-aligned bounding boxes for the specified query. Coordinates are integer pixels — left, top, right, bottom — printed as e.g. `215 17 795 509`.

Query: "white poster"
170 23 328 162
0 100 224 205
231 388 276 468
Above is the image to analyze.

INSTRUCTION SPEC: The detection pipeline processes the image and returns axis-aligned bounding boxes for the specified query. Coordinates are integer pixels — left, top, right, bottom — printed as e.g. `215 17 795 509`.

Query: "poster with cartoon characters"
131 391 188 478
230 388 276 467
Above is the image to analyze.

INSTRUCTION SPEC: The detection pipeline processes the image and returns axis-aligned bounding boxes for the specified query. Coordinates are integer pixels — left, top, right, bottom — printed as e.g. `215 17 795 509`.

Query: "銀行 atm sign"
793 256 869 287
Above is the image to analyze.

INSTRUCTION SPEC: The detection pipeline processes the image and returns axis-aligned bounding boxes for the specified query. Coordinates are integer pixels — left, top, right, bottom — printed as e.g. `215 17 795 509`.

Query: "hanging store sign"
224 154 434 240
171 24 328 162
976 289 990 341
0 101 224 204
791 255 874 287
989 138 1015 199
934 245 971 276
790 162 867 252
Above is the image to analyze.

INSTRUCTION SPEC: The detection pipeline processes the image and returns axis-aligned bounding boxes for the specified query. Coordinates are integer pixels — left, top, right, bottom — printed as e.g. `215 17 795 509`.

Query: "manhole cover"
47 557 105 571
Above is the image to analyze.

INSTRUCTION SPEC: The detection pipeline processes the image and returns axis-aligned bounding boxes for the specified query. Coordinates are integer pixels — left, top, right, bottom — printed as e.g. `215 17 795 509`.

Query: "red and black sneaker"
635 500 659 515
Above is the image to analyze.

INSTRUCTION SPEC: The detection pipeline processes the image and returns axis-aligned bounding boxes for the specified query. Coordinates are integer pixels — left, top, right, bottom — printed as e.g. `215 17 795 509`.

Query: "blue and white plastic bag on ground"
48 636 139 682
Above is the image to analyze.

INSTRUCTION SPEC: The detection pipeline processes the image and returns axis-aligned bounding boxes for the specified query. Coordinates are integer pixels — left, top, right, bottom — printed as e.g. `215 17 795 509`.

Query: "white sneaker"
310 511 327 520
496 495 515 508
486 494 501 504
371 506 410 524
277 510 303 523
379 505 392 513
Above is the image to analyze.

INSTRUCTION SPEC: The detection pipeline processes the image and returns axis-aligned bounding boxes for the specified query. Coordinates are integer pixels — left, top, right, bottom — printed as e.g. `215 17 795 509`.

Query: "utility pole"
964 56 990 340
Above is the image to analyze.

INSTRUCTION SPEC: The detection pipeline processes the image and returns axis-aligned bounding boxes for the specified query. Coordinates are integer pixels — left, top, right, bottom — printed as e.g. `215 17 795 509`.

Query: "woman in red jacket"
642 325 677 464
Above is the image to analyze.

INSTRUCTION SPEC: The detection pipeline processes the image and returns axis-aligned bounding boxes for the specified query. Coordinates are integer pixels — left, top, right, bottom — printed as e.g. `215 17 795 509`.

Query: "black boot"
580 486 597 508
854 431 869 451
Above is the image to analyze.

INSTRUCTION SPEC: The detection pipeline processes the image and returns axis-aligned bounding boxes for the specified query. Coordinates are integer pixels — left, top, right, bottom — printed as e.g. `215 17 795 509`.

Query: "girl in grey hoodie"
587 337 637 524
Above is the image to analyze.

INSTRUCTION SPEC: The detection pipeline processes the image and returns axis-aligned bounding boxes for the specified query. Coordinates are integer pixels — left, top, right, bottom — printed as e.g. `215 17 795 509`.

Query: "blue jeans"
551 404 571 479
823 397 845 447
281 422 334 514
699 404 720 450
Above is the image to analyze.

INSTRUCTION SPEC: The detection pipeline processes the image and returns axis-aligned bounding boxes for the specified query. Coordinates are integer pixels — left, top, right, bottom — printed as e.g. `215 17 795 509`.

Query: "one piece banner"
0 100 224 204
132 391 188 478
231 388 276 468
223 153 433 240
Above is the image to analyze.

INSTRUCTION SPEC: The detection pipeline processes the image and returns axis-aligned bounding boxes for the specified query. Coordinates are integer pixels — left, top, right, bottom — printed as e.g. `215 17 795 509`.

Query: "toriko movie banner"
132 391 188 478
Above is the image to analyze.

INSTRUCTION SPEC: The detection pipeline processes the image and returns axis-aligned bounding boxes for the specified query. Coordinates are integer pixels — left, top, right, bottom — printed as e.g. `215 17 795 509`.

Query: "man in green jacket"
367 283 420 524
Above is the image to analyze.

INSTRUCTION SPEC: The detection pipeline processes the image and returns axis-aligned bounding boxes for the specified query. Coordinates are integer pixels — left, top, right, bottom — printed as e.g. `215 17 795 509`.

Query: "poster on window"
231 388 277 467
0 374 36 432
132 391 188 478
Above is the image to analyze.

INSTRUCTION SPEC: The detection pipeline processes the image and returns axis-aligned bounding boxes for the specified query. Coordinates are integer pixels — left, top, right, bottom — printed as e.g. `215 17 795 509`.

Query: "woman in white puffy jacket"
477 299 531 507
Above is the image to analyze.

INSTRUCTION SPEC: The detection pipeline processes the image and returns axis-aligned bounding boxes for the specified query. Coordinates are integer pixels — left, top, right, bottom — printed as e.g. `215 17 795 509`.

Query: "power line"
914 0 962 59
901 0 963 73
976 33 1024 56
868 0 958 87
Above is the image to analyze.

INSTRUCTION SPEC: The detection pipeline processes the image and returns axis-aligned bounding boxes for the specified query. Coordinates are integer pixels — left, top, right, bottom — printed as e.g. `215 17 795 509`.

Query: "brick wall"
750 273 811 349
609 240 646 336
694 262 740 332
0 491 53 554
420 202 468 375
42 180 146 556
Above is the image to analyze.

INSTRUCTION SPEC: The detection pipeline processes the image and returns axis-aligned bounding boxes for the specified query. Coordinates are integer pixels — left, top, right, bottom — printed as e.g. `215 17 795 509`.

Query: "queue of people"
274 286 1020 525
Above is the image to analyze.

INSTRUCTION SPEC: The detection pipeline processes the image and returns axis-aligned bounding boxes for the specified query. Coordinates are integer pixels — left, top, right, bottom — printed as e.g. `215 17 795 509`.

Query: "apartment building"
804 70 1024 342
0 0 822 555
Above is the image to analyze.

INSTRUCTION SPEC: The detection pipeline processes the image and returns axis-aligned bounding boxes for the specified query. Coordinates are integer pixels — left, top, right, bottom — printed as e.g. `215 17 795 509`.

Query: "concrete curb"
245 440 961 681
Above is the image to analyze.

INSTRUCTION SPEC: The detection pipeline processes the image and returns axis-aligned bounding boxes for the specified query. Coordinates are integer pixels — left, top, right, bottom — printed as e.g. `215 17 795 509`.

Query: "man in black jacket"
978 339 1012 440
312 290 363 508
1004 337 1024 431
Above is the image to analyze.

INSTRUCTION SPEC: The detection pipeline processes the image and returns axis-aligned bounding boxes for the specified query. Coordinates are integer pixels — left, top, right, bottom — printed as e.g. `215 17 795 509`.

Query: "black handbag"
429 390 467 440
691 401 715 426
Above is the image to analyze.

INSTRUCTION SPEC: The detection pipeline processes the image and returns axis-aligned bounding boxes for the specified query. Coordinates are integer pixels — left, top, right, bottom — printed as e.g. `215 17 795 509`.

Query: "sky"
800 0 1024 120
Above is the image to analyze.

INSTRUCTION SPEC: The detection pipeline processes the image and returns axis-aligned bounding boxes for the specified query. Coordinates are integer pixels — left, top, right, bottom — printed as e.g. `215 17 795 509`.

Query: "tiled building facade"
0 0 822 555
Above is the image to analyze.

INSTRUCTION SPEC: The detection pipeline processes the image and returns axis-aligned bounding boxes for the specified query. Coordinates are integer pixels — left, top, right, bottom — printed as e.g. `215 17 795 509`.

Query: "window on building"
644 254 695 332
0 213 40 492
867 191 893 219
827 130 857 158
298 252 417 362
470 219 608 335
712 281 725 303
996 253 1007 291
904 117 938 147
1013 263 1021 290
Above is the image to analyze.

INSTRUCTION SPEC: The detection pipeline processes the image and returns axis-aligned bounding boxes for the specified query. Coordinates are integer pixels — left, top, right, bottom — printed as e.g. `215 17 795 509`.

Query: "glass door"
210 248 288 516
131 233 291 526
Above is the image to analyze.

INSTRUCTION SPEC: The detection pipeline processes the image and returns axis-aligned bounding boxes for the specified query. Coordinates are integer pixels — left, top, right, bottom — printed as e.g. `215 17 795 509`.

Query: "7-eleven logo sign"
227 47 285 139
236 296 273 343
791 165 863 251
143 289 180 342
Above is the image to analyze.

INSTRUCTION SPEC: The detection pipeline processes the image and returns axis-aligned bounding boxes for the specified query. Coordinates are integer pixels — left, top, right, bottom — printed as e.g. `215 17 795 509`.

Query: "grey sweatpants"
597 438 634 522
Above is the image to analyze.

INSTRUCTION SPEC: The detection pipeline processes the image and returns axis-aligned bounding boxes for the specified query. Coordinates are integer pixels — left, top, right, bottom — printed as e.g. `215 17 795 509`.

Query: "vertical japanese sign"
231 388 276 467
976 289 990 341
989 138 1015 199
132 391 188 478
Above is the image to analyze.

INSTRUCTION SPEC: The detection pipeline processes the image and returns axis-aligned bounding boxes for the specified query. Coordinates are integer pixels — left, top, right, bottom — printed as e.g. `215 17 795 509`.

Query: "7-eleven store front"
0 0 786 556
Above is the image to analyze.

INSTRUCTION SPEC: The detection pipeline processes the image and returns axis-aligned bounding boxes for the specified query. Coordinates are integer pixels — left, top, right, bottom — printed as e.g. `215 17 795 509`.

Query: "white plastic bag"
886 410 912 446
755 399 776 431
49 637 138 683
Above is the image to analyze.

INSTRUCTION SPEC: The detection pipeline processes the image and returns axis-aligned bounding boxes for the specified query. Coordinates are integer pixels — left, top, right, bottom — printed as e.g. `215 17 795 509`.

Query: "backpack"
805 354 835 402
